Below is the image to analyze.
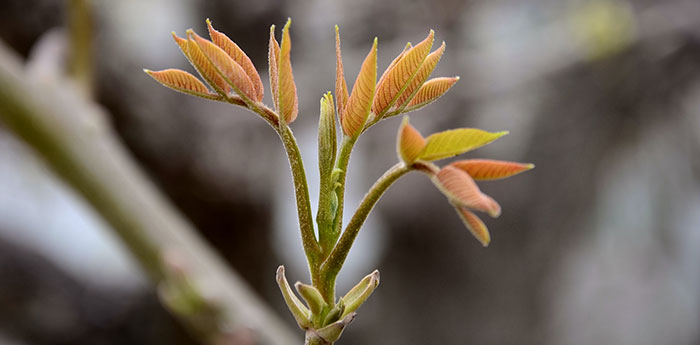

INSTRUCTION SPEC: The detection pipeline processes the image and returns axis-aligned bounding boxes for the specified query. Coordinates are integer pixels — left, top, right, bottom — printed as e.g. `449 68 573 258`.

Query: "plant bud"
318 92 337 185
295 282 327 315
321 300 345 326
339 270 380 318
306 313 356 345
276 266 312 329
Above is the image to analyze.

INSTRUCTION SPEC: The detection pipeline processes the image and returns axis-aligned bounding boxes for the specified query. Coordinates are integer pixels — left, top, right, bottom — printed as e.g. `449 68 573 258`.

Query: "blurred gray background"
1 0 700 344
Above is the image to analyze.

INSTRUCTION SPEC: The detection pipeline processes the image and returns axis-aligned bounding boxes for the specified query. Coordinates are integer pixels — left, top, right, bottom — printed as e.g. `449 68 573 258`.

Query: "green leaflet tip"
205 18 211 24
526 163 535 169
321 91 333 104
497 130 509 137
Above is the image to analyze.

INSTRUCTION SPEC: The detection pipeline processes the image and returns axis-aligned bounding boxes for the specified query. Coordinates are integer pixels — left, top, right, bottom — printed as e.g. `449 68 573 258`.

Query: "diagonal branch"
0 40 296 345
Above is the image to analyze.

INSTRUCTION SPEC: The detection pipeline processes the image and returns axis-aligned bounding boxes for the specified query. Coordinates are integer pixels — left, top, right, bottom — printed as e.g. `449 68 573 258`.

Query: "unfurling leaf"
318 92 337 183
417 128 507 161
172 32 190 59
395 41 445 109
207 19 264 101
372 30 434 117
403 76 459 112
278 19 299 124
433 165 501 217
377 42 412 88
144 69 215 99
294 282 327 315
184 32 231 95
335 26 349 119
189 31 256 101
339 270 380 318
397 117 426 164
452 159 534 180
269 25 281 111
455 207 491 247
276 266 312 330
341 38 377 137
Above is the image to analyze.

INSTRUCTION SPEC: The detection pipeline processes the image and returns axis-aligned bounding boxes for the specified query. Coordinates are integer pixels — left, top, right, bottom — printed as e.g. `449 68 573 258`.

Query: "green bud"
306 313 356 344
295 282 327 316
276 266 313 330
322 299 345 326
339 269 380 318
328 190 338 223
331 168 343 187
318 92 337 184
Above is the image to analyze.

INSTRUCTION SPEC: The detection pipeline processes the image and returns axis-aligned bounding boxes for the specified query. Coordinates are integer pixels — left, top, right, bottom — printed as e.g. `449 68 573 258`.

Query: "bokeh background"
1 0 700 344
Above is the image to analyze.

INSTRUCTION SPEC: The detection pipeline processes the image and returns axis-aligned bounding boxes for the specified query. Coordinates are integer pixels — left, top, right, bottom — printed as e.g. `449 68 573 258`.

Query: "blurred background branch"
67 0 94 98
0 36 296 345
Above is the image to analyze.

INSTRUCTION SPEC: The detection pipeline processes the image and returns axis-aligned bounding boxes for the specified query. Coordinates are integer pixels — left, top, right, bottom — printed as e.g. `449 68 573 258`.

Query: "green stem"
247 103 322 277
278 122 322 273
331 136 356 238
321 162 410 296
316 136 356 301
316 172 334 256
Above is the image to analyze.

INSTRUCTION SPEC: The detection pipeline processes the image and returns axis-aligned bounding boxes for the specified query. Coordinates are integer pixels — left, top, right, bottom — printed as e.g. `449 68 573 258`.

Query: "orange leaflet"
278 19 299 124
190 31 256 101
396 117 426 164
268 25 281 111
372 31 434 116
455 207 491 247
395 42 445 109
434 165 501 218
341 38 377 137
451 159 534 181
185 32 231 95
404 76 459 112
144 68 214 98
207 19 264 101
335 25 349 119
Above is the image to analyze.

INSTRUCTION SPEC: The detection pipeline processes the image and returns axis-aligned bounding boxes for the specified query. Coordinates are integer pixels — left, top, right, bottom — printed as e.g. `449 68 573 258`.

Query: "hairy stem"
244 103 322 279
316 172 335 256
316 136 356 301
278 122 322 273
321 162 410 295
